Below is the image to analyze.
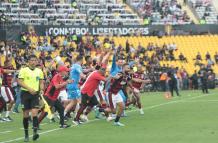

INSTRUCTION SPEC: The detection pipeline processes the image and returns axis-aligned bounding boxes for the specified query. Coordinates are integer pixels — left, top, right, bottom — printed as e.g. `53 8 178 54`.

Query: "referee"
18 55 44 142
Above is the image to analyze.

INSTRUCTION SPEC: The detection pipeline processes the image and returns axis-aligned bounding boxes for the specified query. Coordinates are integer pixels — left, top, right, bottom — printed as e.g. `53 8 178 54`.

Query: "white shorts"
107 92 123 109
58 90 68 101
0 86 14 103
133 87 140 94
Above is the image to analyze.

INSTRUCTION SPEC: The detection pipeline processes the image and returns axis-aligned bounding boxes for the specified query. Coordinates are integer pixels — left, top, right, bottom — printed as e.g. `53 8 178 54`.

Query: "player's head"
137 64 143 73
116 57 124 67
28 55 38 69
99 64 107 75
123 63 130 73
58 65 70 77
76 56 83 64
85 56 92 65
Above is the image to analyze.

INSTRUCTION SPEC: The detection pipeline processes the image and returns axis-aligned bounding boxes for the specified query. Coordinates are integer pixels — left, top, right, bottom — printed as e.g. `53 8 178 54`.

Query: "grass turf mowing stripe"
0 93 212 143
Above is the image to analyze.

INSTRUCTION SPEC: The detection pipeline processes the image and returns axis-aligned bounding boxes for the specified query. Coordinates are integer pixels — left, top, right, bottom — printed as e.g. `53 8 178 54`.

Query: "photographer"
43 65 73 128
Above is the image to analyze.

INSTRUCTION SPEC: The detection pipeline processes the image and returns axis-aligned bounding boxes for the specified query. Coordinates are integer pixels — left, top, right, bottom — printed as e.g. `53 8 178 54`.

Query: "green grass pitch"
0 89 218 143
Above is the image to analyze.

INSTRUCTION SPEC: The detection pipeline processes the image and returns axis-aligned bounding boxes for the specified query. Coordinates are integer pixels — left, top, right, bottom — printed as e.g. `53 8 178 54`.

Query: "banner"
46 27 150 36
2 24 218 41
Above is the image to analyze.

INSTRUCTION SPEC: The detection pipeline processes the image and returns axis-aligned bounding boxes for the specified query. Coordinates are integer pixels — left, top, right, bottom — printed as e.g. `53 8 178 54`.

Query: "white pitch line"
0 131 12 134
180 99 218 103
0 93 212 143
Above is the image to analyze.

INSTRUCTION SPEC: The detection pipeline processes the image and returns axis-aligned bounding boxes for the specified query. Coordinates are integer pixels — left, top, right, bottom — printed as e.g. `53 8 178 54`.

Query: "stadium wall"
3 25 218 41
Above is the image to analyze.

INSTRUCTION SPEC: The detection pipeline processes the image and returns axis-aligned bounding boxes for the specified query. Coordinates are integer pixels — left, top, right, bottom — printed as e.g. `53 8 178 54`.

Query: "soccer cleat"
106 116 116 122
80 115 89 122
114 122 125 126
3 117 13 122
24 136 29 142
32 133 39 141
139 109 144 115
72 120 81 126
0 118 5 123
60 124 71 128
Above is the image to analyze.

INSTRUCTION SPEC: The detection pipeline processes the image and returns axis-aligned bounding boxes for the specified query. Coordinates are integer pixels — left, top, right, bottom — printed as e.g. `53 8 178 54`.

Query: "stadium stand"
1 34 218 75
127 0 192 25
0 0 142 25
189 0 218 24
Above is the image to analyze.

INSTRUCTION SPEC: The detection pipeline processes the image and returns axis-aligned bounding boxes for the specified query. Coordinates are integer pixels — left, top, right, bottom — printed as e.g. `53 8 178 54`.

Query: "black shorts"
21 90 40 110
81 93 98 106
44 96 55 107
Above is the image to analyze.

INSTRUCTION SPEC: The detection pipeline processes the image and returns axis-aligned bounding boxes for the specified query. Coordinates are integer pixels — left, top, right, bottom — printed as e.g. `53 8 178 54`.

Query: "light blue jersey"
110 53 122 76
67 63 82 99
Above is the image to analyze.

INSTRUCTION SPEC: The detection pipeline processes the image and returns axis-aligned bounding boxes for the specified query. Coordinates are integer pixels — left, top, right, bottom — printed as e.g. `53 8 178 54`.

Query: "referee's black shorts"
21 90 40 110
81 93 98 106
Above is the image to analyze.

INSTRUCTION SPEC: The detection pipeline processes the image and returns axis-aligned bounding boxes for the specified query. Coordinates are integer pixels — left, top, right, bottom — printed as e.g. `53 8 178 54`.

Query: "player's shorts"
0 86 15 103
20 90 40 110
107 92 124 109
67 89 81 100
133 87 140 94
118 90 127 103
58 90 68 101
81 93 98 106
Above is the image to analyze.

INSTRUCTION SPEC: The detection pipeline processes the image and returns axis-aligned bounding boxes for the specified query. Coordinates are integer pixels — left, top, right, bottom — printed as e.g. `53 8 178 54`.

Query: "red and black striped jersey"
109 73 131 94
132 72 145 89
2 66 14 87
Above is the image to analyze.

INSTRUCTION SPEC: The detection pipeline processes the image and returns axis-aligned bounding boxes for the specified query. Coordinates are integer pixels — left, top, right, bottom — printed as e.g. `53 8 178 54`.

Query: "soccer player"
0 66 16 122
17 55 44 142
0 59 16 121
104 64 133 126
109 51 128 117
64 56 86 119
43 65 72 128
99 64 133 126
131 65 150 115
80 52 112 121
73 67 107 125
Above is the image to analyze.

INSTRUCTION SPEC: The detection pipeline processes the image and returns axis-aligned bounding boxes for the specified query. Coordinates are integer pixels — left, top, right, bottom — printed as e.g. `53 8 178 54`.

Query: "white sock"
5 111 10 117
75 104 80 112
64 111 67 117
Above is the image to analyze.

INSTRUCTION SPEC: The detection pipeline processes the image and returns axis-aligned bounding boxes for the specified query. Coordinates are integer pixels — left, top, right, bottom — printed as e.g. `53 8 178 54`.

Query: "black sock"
23 117 29 137
32 116 38 134
115 116 120 122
